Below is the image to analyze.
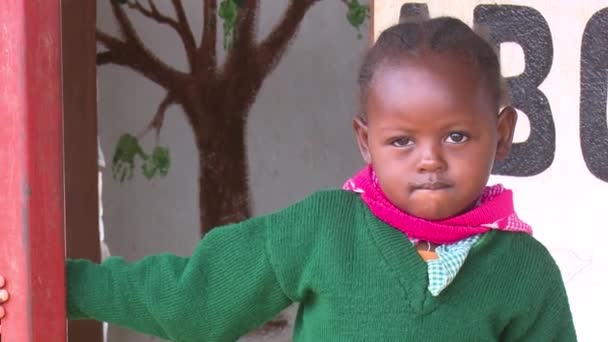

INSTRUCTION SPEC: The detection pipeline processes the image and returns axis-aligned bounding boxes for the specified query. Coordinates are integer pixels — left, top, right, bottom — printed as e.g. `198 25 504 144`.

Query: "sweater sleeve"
500 262 577 341
66 215 292 341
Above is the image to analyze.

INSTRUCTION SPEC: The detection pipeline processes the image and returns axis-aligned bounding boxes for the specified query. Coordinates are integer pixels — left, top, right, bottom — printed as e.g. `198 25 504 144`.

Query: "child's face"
354 53 516 220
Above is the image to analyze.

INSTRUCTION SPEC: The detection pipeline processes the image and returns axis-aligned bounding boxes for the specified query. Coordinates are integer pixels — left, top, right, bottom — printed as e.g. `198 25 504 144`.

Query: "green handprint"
112 133 148 182
219 0 239 49
142 146 171 180
346 0 370 39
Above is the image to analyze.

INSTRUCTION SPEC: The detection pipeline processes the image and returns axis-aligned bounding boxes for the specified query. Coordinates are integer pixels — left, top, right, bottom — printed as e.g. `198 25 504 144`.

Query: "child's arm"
500 265 577 341
67 215 292 341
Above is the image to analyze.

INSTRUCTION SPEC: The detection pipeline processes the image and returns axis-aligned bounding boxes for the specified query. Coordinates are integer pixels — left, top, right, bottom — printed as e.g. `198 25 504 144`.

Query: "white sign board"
374 2 607 341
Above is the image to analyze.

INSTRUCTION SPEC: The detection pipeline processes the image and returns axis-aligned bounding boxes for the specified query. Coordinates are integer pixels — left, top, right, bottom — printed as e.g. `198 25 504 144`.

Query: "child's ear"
353 116 372 164
495 106 518 160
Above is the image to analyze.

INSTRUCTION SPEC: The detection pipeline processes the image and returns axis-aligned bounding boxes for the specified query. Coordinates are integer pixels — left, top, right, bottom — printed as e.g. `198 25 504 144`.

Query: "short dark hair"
358 17 508 118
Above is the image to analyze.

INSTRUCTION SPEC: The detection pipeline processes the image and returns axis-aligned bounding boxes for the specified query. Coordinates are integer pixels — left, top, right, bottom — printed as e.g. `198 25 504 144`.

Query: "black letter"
399 3 429 23
475 5 555 176
580 8 608 182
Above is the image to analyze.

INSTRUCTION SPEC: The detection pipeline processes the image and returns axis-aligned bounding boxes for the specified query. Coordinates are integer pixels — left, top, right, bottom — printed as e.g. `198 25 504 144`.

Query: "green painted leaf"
219 0 239 49
346 0 369 39
151 146 171 177
112 133 148 182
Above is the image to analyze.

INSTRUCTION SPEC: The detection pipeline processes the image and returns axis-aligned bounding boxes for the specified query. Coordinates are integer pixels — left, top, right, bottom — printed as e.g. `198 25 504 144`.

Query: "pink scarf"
343 165 532 244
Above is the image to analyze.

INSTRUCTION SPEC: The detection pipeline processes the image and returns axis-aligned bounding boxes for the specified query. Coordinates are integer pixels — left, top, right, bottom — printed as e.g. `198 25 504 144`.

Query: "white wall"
97 1 367 341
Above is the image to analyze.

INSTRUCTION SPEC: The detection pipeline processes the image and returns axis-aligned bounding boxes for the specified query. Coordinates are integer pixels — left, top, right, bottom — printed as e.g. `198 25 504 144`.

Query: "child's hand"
0 275 8 319
0 275 8 335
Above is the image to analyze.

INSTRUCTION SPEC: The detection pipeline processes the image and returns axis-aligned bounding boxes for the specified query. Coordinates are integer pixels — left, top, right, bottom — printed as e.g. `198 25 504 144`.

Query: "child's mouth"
411 182 451 191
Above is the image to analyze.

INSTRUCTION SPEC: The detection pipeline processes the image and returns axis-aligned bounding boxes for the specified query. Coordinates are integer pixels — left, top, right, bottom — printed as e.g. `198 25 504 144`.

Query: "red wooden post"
0 0 66 341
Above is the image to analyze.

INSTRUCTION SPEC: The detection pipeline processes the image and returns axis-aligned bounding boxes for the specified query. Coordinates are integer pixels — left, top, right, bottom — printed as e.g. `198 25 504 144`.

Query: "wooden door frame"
0 1 66 340
62 0 103 341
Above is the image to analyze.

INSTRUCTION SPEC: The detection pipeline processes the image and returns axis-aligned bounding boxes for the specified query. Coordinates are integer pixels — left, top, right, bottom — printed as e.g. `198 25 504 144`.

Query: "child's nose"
416 143 446 173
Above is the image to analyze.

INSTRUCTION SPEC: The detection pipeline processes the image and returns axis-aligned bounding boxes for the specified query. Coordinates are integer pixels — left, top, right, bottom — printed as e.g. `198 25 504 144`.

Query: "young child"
0 17 576 341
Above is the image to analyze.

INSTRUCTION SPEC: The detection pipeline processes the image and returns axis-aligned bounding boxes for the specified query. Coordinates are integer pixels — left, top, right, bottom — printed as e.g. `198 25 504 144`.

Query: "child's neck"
416 240 438 261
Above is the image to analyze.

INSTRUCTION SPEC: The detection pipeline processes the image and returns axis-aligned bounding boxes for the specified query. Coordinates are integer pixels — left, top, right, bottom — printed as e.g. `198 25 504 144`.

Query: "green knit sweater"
67 190 576 341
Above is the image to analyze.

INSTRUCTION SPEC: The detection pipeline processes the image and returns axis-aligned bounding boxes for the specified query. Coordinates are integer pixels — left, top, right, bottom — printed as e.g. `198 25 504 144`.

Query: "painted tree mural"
99 0 368 236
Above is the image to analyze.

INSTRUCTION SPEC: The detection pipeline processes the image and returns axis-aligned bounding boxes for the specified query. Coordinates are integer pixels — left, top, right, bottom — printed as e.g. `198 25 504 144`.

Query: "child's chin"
408 196 457 220
409 207 454 221
408 203 458 221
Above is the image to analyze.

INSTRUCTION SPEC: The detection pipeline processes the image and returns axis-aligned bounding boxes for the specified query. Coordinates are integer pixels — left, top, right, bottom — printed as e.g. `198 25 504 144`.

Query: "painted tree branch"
128 0 177 28
98 1 189 91
125 0 197 72
97 51 114 65
255 0 321 78
96 30 127 65
111 0 144 47
140 92 176 139
223 0 259 74
171 0 198 71
198 0 218 75
233 0 259 50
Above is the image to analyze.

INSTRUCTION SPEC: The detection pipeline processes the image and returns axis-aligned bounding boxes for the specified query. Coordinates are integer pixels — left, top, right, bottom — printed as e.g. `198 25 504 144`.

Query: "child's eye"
445 132 468 144
390 137 413 147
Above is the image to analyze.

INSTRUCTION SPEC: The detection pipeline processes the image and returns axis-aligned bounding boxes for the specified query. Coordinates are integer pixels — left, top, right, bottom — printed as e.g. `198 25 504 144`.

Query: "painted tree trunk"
186 96 253 235
184 93 290 335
